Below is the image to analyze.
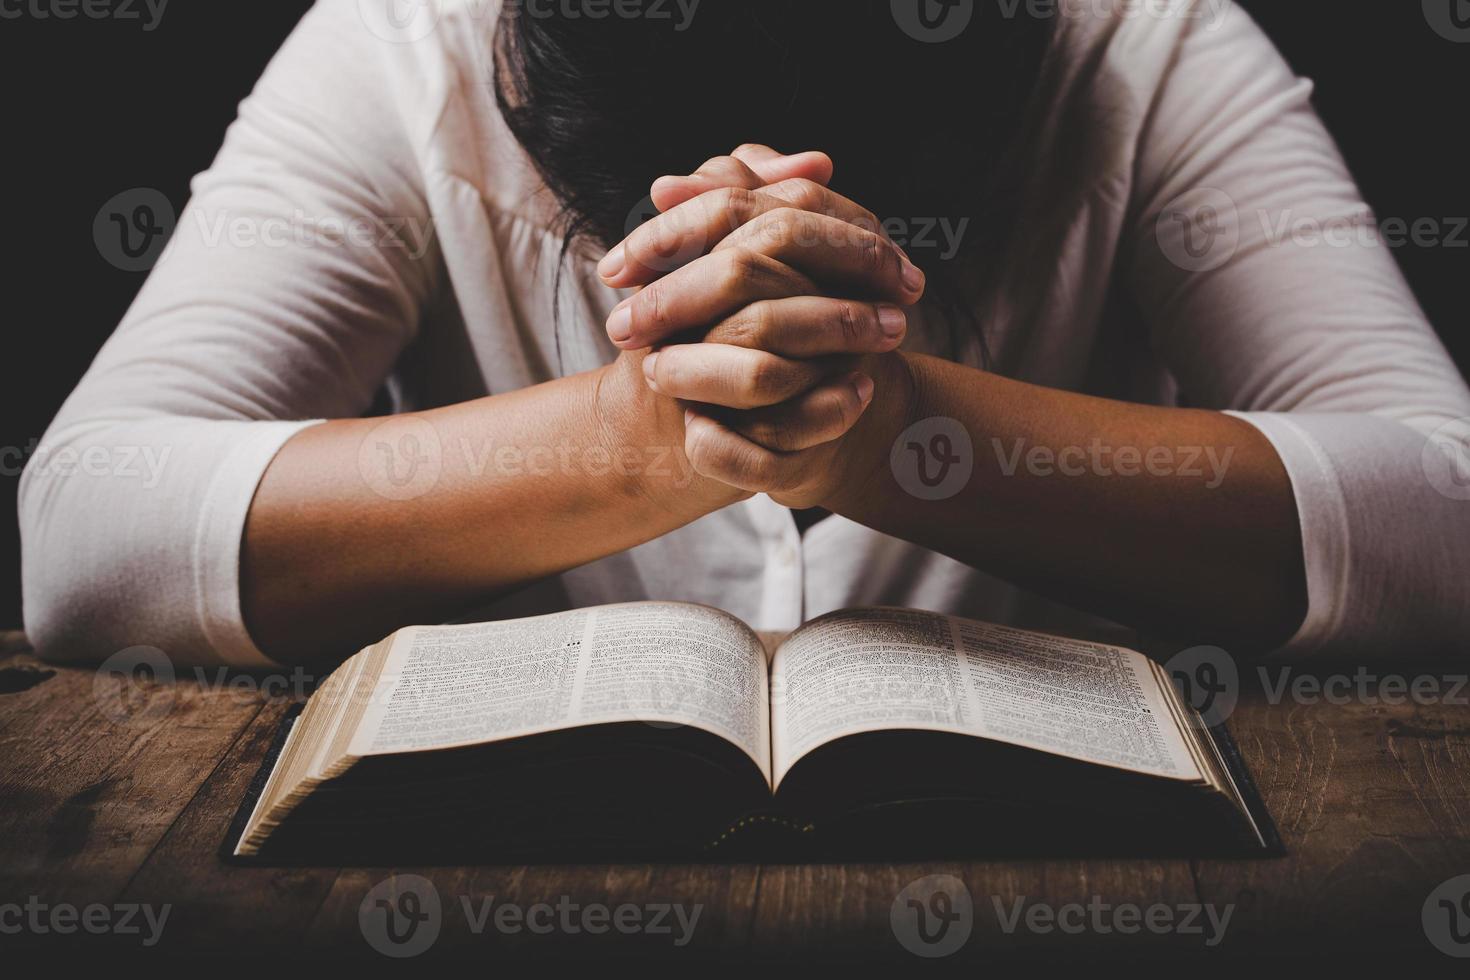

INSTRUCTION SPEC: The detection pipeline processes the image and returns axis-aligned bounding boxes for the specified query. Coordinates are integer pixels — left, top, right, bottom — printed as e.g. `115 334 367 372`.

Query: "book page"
348 602 771 781
770 608 1199 788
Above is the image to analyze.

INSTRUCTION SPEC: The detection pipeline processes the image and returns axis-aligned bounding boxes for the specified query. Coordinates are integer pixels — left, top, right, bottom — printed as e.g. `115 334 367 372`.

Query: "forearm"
829 353 1308 651
582 149 1304 650
241 357 739 666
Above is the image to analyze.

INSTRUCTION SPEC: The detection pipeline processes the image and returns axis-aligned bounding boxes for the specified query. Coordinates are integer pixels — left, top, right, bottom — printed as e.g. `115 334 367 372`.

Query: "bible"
228 603 1279 862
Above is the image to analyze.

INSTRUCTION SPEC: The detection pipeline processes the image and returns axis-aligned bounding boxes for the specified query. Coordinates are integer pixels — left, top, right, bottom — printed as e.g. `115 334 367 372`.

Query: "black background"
1 2 1466 629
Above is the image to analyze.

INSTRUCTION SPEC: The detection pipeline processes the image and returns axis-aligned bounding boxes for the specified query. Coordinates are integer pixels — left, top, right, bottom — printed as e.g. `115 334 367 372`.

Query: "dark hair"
493 1 1056 365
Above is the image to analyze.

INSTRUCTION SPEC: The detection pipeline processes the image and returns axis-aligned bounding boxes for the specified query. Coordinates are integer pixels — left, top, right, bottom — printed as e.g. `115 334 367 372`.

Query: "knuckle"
741 446 778 487
719 248 760 294
764 431 789 454
694 430 773 488
831 388 861 430
744 419 780 450
743 354 785 401
643 217 685 261
767 205 805 228
714 185 754 222
754 417 800 453
724 248 786 293
857 232 887 275
734 301 777 348
835 302 867 347
697 155 739 177
766 456 804 493
635 282 669 331
735 143 778 163
740 211 785 252
732 208 784 254
785 178 826 213
765 207 806 247
754 300 782 342
755 251 805 293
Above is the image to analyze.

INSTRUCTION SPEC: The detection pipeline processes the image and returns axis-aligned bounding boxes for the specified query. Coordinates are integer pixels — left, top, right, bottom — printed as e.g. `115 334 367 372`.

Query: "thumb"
730 144 835 187
650 146 834 211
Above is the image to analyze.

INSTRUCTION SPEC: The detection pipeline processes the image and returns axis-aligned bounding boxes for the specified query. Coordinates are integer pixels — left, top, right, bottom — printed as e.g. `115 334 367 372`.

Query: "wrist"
823 350 924 514
588 355 750 517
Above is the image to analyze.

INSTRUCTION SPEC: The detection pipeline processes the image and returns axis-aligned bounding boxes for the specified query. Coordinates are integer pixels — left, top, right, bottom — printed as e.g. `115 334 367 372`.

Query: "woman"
20 0 1470 668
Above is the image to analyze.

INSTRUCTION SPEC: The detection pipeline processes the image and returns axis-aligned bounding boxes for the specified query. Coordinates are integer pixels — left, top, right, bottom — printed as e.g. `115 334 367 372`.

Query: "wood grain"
0 641 262 908
2 645 1468 963
1191 668 1470 959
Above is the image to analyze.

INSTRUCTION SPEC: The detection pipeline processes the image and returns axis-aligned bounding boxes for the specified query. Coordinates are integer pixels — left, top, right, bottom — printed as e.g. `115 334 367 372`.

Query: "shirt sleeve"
18 0 441 666
1123 2 1470 659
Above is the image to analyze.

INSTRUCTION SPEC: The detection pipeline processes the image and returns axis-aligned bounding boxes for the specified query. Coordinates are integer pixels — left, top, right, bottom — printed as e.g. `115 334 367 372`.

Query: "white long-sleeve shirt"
20 0 1470 666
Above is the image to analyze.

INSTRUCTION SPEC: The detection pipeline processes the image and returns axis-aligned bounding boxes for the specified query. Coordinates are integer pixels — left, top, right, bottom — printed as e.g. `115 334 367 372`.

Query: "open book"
229 603 1278 862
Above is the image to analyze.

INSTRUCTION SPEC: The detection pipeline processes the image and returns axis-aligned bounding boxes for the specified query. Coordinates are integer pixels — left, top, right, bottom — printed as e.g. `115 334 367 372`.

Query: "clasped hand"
598 144 922 510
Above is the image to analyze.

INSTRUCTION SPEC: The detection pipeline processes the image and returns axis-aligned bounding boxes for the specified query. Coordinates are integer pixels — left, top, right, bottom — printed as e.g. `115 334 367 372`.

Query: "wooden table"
2 629 1468 965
